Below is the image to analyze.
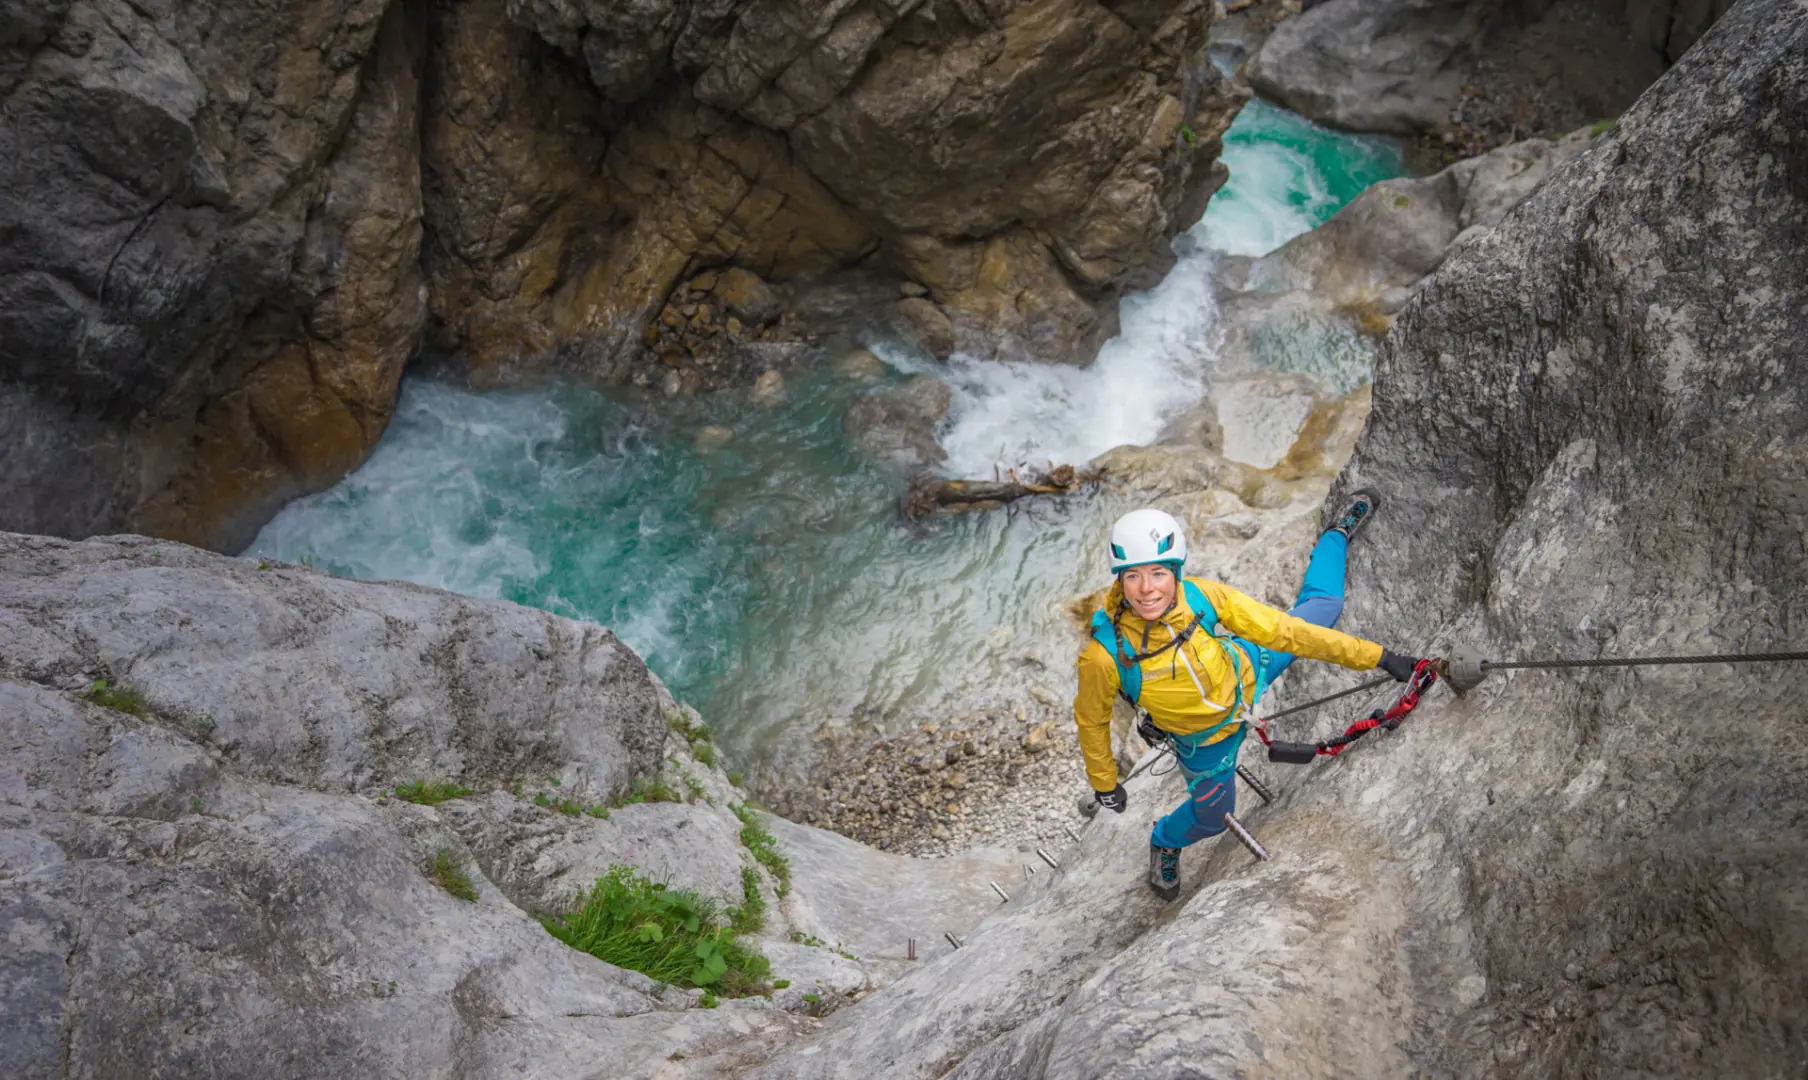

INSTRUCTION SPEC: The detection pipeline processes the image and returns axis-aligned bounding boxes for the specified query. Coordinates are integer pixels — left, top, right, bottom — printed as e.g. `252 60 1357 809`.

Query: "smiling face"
1120 563 1178 621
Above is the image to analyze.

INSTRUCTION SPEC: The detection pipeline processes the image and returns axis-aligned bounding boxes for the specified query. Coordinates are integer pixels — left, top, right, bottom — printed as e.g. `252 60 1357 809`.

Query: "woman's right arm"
1074 641 1121 793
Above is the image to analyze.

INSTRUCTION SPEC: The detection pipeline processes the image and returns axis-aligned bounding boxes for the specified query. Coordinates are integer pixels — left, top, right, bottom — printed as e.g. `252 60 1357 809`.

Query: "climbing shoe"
1326 488 1380 542
1148 843 1181 902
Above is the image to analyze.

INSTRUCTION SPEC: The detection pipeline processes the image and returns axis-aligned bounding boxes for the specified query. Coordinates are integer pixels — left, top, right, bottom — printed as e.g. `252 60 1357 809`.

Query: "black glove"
1136 712 1166 747
1378 649 1421 682
1094 784 1128 813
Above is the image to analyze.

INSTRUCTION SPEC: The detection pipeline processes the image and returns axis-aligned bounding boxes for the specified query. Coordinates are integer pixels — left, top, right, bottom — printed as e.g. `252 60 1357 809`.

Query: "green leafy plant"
1589 116 1616 137
698 989 719 1009
81 679 148 717
726 770 745 788
1179 123 1196 147
772 979 791 990
392 778 475 807
189 794 203 814
802 993 821 1004
790 930 826 948
428 847 479 902
370 979 398 999
542 866 770 996
733 804 790 897
190 711 215 735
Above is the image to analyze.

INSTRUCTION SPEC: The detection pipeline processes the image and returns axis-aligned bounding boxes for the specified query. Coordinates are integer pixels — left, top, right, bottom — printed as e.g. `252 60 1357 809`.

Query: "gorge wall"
1 0 1801 1076
0 0 1243 552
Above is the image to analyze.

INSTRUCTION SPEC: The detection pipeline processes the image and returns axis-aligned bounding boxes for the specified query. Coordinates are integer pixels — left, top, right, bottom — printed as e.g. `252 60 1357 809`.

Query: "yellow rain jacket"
1074 576 1384 792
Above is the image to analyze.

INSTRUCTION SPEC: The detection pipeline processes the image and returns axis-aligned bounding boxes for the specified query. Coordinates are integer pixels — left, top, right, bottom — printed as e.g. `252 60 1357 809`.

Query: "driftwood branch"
904 463 1095 520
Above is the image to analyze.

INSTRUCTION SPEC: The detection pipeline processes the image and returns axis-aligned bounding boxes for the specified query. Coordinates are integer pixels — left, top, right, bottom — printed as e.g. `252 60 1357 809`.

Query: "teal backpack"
1090 578 1247 721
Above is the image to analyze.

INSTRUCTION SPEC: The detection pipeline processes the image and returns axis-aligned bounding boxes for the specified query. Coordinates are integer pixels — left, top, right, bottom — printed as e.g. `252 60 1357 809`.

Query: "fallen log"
904 464 1092 520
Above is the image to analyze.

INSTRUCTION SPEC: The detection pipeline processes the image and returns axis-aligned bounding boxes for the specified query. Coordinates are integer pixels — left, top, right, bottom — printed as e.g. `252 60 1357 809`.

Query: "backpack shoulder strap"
1182 578 1217 634
1089 608 1142 705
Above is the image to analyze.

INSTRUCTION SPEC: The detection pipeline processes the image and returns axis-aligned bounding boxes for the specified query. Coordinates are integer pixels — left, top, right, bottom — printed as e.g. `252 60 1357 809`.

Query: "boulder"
843 375 953 472
1247 0 1715 138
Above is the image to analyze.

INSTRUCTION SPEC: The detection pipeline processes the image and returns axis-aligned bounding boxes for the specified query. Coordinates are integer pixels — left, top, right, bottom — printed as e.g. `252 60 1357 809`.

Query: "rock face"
1 0 1243 551
0 534 666 799
0 0 424 553
744 0 1808 1074
0 529 1026 1076
1248 0 1724 138
1219 125 1596 327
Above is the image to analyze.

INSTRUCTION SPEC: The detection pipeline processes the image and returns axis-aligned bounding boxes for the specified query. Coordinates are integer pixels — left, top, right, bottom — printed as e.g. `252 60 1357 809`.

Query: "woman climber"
1073 493 1421 901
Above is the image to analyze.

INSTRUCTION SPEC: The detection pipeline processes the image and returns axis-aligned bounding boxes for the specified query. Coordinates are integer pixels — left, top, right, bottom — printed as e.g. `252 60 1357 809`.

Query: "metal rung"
1236 764 1275 804
1036 847 1060 870
989 880 1011 903
1222 812 1269 861
1062 824 1081 843
944 932 964 950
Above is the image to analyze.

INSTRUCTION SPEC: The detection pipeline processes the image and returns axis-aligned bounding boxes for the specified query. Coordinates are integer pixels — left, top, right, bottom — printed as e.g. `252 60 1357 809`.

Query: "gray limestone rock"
0 532 667 802
843 374 953 472
0 528 1032 1075
1247 0 1492 134
1247 0 1721 137
1227 126 1596 315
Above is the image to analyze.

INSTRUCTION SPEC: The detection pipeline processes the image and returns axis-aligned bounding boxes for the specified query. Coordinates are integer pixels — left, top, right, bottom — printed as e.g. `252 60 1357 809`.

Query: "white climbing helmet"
1108 508 1187 574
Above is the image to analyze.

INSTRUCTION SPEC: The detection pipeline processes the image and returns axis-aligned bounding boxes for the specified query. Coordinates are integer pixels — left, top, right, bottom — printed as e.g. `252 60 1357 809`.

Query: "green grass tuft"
772 979 791 990
729 867 766 935
81 679 148 717
666 710 720 769
392 778 475 806
615 776 683 807
428 847 479 901
542 866 770 996
733 804 790 897
1589 117 1616 137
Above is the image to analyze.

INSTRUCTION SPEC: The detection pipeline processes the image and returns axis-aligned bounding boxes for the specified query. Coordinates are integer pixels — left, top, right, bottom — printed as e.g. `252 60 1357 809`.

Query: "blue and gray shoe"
1327 488 1380 542
1149 843 1181 902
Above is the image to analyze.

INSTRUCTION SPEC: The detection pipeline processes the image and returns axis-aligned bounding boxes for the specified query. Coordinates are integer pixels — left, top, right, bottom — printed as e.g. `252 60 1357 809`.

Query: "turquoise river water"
245 100 1401 779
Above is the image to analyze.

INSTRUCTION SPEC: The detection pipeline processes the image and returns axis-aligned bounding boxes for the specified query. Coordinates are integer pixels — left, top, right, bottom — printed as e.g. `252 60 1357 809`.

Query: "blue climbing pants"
1150 531 1350 849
